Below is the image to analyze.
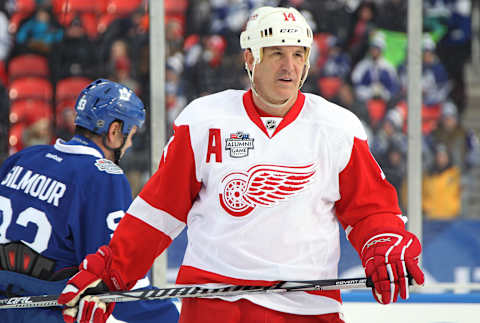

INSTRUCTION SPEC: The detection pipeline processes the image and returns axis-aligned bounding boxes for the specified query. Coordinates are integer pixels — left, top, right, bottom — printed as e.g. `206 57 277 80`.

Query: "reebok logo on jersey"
225 132 254 158
218 163 316 216
45 153 63 162
94 159 123 174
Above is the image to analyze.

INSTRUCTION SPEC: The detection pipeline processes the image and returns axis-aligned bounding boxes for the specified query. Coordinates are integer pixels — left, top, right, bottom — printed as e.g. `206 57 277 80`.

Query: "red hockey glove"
360 230 424 305
58 246 127 323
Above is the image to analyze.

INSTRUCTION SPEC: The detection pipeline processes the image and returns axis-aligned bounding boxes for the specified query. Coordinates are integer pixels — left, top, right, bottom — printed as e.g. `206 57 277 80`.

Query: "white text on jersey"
1 166 67 207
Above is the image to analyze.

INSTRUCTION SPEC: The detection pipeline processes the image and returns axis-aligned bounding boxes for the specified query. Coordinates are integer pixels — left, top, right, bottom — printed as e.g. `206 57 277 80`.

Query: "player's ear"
106 121 123 147
244 49 254 70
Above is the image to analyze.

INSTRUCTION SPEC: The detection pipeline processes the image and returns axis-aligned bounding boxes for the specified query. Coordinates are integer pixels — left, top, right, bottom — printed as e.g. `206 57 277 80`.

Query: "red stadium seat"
97 0 143 33
367 98 387 129
317 77 342 100
9 99 53 126
422 104 441 135
165 0 188 13
8 100 53 153
105 0 142 15
9 123 25 153
8 54 50 82
9 77 53 102
52 0 107 30
52 0 103 14
55 77 92 104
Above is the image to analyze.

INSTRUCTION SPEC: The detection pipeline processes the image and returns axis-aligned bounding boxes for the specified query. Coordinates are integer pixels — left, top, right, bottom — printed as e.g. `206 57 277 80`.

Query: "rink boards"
342 291 480 323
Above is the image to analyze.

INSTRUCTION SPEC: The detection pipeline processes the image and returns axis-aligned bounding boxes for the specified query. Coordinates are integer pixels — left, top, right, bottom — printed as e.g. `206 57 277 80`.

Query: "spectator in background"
184 34 243 99
15 7 63 54
0 7 12 61
110 55 141 95
54 102 76 141
376 0 407 32
183 0 211 36
422 144 461 219
319 36 351 81
22 114 53 147
165 17 184 56
371 108 407 204
50 16 98 81
208 0 252 50
315 35 352 102
371 108 407 160
424 0 472 115
398 34 450 108
351 32 400 104
345 1 378 67
301 0 352 43
428 101 480 172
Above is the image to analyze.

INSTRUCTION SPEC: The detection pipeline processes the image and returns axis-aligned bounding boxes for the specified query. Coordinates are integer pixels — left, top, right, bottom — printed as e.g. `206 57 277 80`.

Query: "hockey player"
0 79 179 322
58 7 424 323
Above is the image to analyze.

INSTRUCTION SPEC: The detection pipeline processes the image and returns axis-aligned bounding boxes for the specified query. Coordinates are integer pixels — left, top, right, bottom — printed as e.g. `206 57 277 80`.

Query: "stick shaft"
0 277 372 309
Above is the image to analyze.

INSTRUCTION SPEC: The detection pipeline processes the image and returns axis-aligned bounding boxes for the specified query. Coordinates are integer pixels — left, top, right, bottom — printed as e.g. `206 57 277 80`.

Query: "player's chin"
274 84 297 97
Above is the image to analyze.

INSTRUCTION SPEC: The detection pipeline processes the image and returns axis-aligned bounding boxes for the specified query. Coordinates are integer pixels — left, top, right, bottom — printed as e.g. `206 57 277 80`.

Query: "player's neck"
90 136 115 162
252 91 297 117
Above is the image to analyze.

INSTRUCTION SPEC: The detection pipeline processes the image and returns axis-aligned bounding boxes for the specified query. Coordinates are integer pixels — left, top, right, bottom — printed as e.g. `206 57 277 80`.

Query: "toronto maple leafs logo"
119 87 132 101
218 163 316 217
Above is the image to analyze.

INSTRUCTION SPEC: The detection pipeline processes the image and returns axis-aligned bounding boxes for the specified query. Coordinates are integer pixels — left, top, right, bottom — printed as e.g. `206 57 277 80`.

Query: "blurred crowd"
0 0 479 219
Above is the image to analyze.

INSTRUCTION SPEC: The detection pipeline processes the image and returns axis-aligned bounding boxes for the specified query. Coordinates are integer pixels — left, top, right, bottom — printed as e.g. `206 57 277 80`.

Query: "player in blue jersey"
0 79 179 323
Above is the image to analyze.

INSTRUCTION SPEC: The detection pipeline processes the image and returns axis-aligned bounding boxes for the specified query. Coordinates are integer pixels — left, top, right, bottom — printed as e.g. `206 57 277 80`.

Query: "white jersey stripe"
127 196 185 240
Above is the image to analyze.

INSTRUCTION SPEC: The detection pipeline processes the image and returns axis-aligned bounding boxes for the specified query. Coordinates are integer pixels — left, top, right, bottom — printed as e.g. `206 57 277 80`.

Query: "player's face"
253 46 306 104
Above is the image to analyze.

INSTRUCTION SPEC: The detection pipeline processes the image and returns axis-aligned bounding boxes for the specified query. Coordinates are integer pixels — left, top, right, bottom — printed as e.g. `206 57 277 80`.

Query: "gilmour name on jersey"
0 165 66 207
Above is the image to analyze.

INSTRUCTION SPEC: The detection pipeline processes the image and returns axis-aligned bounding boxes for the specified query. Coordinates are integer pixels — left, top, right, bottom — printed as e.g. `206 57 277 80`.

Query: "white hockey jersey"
110 89 405 315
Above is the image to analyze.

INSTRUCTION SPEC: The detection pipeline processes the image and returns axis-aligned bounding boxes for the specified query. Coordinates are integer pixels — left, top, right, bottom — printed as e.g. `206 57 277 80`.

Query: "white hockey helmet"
240 6 313 89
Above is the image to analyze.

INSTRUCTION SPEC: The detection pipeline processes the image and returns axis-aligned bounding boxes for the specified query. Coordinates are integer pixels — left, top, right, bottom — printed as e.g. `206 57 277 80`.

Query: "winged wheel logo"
218 163 316 217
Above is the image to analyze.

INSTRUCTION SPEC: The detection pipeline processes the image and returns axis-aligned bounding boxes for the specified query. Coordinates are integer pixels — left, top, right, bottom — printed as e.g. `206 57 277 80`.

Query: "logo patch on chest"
225 132 254 158
94 159 123 174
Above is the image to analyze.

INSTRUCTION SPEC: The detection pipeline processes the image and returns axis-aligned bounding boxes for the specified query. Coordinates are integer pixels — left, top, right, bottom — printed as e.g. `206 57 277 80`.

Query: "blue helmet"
74 79 145 136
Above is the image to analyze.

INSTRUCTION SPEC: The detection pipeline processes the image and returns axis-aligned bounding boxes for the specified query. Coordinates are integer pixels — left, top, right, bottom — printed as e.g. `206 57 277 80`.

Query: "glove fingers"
370 257 395 304
406 258 425 285
62 307 77 323
58 272 101 306
394 259 409 300
386 262 400 304
79 296 95 323
77 296 110 323
92 298 107 323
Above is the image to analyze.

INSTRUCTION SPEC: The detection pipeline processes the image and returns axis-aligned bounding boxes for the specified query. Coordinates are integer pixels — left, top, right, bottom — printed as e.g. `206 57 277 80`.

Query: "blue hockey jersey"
0 136 178 322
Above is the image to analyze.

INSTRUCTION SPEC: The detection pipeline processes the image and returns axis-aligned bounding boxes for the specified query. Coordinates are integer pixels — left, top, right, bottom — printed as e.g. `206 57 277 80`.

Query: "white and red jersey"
109 89 405 315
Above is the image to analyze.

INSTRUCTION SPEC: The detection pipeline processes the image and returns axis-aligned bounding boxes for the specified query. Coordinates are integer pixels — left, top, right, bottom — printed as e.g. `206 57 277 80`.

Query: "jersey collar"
242 89 305 138
54 135 104 158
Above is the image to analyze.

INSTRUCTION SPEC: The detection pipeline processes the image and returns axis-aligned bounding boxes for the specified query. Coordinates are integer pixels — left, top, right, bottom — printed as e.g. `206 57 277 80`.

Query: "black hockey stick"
0 277 373 309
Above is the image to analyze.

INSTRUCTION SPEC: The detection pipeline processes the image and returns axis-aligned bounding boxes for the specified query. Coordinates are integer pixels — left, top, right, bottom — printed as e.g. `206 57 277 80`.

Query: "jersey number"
0 196 52 253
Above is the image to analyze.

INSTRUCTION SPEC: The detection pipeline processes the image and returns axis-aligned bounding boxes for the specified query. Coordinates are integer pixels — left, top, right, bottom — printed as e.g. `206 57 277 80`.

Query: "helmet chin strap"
102 134 128 165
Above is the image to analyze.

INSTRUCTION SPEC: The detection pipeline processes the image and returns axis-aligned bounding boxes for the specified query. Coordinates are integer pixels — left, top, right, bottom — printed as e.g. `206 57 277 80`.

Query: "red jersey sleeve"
109 124 202 285
335 137 405 254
